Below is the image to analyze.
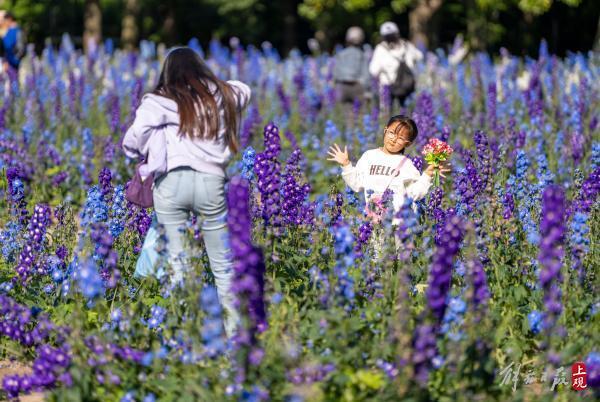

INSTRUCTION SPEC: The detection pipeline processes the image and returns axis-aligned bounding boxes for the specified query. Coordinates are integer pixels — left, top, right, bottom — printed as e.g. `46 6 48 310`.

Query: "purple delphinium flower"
427 187 444 222
426 214 466 322
412 214 465 386
227 177 266 368
408 155 423 173
287 362 336 385
254 123 282 227
108 94 121 133
502 188 515 219
585 352 600 390
440 126 451 143
486 83 497 132
6 167 29 225
52 171 69 186
354 221 373 258
98 167 113 198
0 295 58 347
473 130 491 192
569 167 599 217
276 84 291 116
328 192 344 225
281 148 312 226
29 204 51 245
14 204 52 281
240 105 261 148
538 185 566 331
90 224 120 288
467 257 489 320
412 323 437 385
413 92 435 146
3 344 71 398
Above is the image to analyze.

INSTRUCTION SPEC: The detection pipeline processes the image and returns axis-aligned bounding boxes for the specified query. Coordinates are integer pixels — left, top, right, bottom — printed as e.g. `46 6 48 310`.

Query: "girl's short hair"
385 115 418 142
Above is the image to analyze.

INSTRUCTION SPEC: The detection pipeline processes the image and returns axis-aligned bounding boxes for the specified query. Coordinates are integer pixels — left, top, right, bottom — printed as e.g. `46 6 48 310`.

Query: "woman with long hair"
123 47 251 336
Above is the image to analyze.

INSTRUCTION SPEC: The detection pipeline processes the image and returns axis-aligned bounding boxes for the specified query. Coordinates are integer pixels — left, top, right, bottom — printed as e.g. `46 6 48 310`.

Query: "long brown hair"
153 47 239 153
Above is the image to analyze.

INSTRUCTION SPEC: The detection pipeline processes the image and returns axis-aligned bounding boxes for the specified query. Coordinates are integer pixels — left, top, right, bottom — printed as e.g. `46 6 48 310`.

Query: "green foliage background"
0 0 597 56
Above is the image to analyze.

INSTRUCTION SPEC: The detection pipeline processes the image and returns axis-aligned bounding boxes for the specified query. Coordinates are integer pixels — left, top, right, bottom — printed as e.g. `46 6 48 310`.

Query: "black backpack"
389 42 415 98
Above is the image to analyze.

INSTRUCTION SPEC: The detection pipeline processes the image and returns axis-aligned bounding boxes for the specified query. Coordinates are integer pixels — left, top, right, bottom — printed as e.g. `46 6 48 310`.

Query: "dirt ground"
0 361 44 402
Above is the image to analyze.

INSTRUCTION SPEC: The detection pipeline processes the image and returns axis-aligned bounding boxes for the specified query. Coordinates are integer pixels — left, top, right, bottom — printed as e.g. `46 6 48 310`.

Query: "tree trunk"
121 0 140 50
408 0 443 49
282 0 298 55
83 0 102 53
594 14 600 52
162 5 176 46
465 0 485 51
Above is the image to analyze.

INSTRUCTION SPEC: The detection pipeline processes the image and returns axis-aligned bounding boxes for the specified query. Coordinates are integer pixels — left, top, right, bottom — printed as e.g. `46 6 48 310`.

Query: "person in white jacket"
327 115 450 259
122 47 251 337
369 21 423 110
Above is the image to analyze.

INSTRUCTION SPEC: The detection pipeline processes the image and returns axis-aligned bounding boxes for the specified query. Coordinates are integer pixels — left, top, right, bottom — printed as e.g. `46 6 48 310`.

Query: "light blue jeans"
153 167 238 337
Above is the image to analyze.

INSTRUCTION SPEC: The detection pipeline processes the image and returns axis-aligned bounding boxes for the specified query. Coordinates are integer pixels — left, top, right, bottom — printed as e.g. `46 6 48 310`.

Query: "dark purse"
125 163 154 208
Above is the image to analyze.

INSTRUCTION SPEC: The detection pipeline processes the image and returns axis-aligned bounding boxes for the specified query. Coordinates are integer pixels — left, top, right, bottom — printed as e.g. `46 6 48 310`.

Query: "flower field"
0 37 598 401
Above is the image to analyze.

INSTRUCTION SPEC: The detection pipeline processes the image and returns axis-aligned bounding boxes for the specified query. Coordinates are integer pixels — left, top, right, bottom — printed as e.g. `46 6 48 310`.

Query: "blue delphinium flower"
511 150 540 244
332 224 356 306
121 391 136 402
142 394 157 402
569 211 589 279
81 186 109 226
75 259 104 300
528 310 543 334
241 146 256 180
200 285 226 358
592 142 600 170
441 297 466 341
145 305 166 329
109 184 126 238
0 221 21 262
345 187 358 207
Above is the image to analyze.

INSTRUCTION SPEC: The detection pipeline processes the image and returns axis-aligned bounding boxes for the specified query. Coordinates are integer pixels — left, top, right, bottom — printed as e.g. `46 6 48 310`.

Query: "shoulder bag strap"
384 156 409 192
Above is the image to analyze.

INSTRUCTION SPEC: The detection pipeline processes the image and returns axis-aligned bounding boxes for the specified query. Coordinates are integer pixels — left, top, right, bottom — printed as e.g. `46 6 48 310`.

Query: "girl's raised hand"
327 143 351 166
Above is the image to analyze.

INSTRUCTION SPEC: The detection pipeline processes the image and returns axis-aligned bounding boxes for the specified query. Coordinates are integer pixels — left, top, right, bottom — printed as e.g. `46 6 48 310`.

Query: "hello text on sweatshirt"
342 148 432 213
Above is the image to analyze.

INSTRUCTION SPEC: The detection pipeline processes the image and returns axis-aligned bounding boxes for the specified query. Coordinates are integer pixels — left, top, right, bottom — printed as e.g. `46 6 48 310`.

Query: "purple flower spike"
538 185 566 331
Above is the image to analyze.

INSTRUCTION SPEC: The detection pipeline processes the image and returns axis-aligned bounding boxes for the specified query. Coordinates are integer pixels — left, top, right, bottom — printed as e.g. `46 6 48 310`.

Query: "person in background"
369 21 423 112
333 27 370 106
0 11 6 68
1 12 25 74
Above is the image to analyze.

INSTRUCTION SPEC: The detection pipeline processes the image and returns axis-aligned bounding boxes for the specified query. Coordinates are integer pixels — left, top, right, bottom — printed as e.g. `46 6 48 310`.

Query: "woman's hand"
327 144 351 167
424 161 451 178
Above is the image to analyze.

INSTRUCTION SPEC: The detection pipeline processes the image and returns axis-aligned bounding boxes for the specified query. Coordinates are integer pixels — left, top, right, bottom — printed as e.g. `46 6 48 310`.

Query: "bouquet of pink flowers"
421 138 453 186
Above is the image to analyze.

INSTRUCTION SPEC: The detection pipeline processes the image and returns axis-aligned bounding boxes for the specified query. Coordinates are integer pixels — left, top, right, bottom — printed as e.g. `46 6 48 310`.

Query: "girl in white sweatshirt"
327 115 449 259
